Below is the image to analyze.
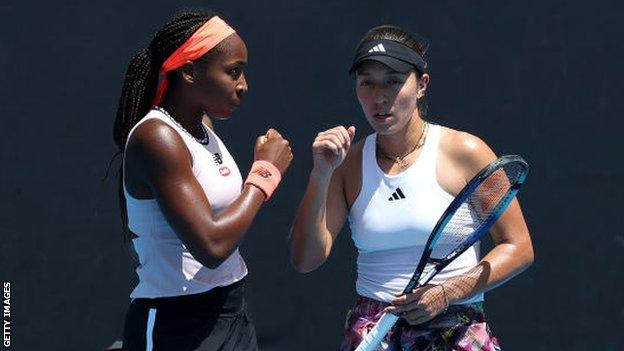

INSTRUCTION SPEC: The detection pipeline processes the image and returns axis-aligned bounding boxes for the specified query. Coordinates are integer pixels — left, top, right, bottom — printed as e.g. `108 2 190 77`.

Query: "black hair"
113 10 218 244
359 25 429 117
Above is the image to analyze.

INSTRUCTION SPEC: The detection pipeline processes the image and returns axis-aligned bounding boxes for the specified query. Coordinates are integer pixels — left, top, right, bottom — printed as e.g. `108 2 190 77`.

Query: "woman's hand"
384 284 449 325
311 126 356 176
254 128 293 175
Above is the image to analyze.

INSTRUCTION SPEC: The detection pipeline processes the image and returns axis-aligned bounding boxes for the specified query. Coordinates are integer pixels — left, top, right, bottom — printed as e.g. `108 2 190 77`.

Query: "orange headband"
152 16 236 105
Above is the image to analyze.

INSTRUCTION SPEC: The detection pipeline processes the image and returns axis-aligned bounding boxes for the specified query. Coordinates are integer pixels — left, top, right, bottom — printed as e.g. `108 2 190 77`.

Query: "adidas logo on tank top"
388 187 406 201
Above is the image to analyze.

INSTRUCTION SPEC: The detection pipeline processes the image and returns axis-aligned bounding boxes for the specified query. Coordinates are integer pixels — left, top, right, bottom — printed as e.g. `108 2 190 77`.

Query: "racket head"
404 155 529 292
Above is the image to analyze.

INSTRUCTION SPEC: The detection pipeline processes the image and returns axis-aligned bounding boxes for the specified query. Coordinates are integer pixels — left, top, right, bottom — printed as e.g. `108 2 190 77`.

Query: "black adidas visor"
349 39 427 75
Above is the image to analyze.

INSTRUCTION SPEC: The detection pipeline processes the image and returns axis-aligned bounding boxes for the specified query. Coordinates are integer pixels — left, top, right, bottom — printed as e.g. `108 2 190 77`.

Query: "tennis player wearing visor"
290 25 533 350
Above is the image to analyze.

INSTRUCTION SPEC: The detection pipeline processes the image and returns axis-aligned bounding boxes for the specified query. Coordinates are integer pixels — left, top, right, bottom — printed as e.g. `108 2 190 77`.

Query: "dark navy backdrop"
1 0 622 349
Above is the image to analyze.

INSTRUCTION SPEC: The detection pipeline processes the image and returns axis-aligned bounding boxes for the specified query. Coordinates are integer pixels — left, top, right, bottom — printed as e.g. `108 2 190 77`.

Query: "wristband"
244 160 282 201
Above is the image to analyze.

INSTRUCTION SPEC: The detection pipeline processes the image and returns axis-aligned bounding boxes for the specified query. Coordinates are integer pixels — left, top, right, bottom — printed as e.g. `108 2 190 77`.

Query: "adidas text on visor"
349 39 427 74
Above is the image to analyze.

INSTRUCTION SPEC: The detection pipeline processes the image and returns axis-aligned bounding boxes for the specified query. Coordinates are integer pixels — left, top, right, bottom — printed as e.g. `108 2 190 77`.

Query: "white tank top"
123 109 248 299
348 124 483 304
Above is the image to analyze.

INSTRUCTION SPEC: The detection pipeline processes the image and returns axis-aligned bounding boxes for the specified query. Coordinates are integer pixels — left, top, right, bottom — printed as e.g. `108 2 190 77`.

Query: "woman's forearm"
203 185 267 262
442 241 534 304
290 171 334 272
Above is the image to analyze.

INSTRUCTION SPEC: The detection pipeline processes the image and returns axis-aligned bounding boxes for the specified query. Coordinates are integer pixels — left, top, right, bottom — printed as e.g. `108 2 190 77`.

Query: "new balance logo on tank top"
348 124 483 304
123 109 248 299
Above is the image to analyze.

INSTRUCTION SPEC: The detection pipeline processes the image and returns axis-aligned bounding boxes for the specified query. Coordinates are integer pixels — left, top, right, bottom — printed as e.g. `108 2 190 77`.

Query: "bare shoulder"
128 119 183 152
438 125 497 179
126 118 192 175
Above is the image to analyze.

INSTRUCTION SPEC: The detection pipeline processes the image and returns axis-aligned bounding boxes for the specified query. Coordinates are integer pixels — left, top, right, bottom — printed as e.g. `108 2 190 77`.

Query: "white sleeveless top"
348 124 483 304
123 109 248 299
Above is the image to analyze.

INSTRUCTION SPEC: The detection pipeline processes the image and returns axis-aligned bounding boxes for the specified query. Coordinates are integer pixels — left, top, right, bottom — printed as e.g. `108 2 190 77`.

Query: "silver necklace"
153 106 210 145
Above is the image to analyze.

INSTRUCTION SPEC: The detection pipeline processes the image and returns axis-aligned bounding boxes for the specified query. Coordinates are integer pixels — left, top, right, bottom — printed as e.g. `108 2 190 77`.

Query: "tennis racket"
355 155 529 351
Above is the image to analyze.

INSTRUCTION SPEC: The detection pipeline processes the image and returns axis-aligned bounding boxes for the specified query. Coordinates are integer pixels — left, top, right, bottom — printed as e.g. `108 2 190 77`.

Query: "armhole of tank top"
122 114 196 199
429 125 455 201
122 116 158 197
348 134 374 215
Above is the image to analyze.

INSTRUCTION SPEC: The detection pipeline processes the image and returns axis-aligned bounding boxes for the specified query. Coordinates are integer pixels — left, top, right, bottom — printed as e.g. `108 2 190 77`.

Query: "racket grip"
354 313 400 351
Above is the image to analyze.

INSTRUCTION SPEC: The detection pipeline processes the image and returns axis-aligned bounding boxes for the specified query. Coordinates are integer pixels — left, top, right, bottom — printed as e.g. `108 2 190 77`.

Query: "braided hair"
113 10 218 242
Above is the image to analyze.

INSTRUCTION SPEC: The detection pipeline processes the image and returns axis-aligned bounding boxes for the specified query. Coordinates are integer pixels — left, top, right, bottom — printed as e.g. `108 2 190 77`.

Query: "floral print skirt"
340 296 501 351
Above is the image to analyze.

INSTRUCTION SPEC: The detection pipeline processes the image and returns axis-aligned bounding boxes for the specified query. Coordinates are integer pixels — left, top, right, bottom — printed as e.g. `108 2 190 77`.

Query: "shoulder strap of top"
360 133 379 188
416 123 442 180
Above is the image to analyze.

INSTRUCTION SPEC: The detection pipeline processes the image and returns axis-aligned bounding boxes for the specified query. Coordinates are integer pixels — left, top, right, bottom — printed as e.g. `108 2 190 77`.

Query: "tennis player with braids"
290 25 534 350
114 10 292 350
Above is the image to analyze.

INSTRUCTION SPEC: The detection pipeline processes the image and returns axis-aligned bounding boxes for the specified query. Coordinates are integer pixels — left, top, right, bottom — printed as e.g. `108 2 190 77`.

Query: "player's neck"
377 115 425 157
159 94 205 134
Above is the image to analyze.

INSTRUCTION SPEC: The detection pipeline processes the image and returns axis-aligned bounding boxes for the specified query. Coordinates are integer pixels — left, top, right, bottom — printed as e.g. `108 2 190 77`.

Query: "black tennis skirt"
122 279 257 351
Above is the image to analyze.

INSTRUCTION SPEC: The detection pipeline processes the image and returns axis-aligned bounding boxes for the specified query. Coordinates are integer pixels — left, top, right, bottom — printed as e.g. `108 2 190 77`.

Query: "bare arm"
446 134 534 298
289 126 356 273
388 132 534 324
127 120 292 269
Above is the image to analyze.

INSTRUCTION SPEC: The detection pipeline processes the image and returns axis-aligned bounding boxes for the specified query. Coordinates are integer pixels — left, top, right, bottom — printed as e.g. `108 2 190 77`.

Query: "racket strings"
432 162 526 258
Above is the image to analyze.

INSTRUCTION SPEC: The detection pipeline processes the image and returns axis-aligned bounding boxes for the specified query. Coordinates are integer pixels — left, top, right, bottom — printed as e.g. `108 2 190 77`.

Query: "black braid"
113 10 218 245
113 10 218 149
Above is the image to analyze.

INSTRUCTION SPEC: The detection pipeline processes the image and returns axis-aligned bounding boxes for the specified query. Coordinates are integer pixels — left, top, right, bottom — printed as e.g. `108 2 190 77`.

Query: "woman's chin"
213 115 232 121
207 110 234 121
369 121 396 135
